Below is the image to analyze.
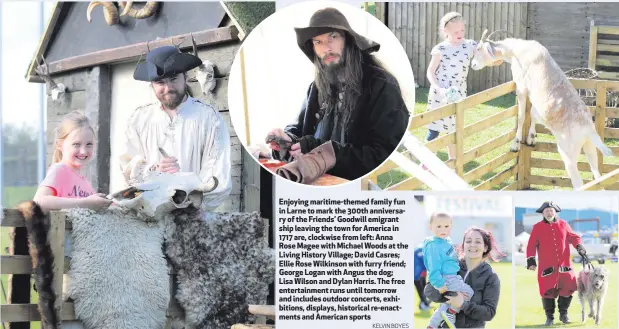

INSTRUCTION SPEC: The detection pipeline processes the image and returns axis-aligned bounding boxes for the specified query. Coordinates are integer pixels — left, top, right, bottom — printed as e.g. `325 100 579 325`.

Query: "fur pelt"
577 265 609 325
18 171 274 329
163 207 275 329
66 207 170 329
18 201 61 329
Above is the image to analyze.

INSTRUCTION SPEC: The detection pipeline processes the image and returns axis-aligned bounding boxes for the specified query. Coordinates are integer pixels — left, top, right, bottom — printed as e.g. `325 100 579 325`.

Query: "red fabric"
526 218 582 298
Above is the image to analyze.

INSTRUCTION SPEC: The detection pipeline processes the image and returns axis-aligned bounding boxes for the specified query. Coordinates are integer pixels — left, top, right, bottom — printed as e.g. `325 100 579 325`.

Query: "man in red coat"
526 201 587 326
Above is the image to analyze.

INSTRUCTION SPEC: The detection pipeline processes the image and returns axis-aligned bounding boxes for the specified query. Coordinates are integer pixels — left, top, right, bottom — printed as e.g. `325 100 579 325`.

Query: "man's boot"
558 295 573 324
276 141 336 184
542 298 555 326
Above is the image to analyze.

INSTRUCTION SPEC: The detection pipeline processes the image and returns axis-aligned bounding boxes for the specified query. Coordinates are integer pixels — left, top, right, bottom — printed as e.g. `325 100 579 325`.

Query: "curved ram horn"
87 1 120 26
122 1 159 19
196 177 218 193
119 1 133 16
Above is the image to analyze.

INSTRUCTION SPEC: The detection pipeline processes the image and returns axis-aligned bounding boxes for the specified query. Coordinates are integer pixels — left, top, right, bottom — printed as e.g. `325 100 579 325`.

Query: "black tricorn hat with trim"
536 201 561 213
294 7 380 62
133 46 202 82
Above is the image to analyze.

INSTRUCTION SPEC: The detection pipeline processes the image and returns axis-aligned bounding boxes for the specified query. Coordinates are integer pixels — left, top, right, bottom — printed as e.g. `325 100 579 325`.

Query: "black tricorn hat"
294 7 380 62
536 201 561 213
133 46 202 82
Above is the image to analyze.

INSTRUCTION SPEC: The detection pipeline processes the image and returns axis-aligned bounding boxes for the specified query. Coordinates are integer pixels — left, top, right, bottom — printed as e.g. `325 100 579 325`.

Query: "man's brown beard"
158 87 186 109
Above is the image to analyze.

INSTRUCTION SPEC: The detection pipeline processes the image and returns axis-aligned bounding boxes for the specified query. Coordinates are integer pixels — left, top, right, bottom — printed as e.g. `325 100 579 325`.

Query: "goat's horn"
480 29 488 43
196 177 218 193
87 1 119 25
119 1 132 16
124 1 159 19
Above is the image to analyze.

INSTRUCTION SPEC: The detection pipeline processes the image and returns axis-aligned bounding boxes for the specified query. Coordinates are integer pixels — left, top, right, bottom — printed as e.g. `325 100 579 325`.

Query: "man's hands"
82 193 113 211
528 265 537 271
266 128 292 151
438 286 448 294
158 156 180 173
576 244 587 257
290 143 302 158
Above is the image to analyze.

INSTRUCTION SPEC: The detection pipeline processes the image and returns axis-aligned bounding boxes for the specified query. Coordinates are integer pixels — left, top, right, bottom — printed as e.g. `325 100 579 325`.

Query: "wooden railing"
362 79 619 191
589 24 619 80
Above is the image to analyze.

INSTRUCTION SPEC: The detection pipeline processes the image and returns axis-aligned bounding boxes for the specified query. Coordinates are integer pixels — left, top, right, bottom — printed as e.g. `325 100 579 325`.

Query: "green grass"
377 88 619 190
515 264 618 328
413 262 513 329
2 186 41 329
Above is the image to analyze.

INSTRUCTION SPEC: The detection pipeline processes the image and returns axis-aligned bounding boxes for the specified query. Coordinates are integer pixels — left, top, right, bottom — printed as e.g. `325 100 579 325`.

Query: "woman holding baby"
424 212 504 329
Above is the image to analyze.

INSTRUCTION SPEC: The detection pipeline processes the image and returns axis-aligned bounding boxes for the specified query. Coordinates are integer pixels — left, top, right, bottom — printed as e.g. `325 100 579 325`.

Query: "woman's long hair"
458 226 506 262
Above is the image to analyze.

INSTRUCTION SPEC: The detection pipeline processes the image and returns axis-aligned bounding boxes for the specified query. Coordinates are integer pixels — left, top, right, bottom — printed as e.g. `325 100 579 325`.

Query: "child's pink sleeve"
39 165 64 196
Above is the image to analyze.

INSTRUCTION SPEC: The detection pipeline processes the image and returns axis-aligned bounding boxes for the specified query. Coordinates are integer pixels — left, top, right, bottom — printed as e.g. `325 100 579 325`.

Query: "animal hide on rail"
66 207 170 329
19 173 274 329
163 208 274 328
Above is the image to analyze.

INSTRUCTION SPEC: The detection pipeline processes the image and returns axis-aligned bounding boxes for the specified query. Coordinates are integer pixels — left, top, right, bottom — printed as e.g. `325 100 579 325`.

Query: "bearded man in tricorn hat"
267 7 410 181
119 45 231 211
526 201 587 326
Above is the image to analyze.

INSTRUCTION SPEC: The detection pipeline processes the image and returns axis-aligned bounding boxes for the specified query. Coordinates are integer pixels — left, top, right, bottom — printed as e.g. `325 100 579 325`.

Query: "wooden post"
455 104 465 177
588 24 598 70
595 81 607 173
374 2 386 24
360 176 370 191
516 98 532 190
7 227 30 329
239 47 251 146
49 212 65 313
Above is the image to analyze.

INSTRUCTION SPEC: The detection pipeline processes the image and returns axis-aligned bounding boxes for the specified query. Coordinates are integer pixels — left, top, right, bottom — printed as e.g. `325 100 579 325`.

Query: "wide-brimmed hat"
294 7 380 62
133 46 202 82
536 201 561 213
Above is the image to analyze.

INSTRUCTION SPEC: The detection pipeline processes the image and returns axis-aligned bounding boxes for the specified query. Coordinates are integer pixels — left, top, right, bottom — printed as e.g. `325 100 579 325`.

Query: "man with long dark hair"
267 7 410 181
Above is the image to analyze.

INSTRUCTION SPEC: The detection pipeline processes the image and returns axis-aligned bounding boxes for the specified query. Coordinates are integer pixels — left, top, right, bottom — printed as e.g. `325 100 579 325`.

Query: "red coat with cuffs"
526 218 582 298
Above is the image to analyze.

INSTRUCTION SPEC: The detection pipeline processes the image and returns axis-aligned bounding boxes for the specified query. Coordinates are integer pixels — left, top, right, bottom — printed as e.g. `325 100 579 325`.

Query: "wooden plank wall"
381 3 619 93
385 2 527 93
528 3 619 72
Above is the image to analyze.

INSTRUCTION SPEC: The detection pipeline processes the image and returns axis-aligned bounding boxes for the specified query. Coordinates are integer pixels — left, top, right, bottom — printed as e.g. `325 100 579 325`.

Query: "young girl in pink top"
33 110 112 211
33 111 112 308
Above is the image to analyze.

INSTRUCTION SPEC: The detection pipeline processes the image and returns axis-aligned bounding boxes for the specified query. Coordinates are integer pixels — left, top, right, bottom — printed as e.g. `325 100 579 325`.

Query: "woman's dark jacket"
275 63 410 181
424 260 500 328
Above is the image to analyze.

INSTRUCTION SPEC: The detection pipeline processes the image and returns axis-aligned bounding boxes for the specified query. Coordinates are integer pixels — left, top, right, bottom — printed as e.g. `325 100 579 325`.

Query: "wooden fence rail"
589 24 619 80
363 78 619 191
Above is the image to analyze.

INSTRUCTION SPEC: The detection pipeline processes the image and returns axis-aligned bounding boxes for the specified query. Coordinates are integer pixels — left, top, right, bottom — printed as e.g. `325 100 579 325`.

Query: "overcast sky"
1 1 54 130
513 193 618 213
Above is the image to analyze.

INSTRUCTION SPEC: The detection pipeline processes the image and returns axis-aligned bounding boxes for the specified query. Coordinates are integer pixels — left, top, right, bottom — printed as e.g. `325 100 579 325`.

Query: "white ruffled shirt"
119 96 231 211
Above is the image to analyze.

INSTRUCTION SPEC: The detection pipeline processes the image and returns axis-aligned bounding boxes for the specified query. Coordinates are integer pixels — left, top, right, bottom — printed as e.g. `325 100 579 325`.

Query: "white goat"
471 29 613 189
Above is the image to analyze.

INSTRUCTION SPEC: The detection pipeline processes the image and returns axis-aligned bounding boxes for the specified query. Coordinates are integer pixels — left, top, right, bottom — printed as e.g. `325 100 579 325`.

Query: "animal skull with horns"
87 1 159 26
34 55 66 101
188 33 217 95
109 171 219 220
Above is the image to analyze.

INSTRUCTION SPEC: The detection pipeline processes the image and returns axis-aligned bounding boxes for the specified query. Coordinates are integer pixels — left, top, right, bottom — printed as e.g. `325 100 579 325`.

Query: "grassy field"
377 88 619 190
2 186 41 328
413 261 513 329
515 264 618 329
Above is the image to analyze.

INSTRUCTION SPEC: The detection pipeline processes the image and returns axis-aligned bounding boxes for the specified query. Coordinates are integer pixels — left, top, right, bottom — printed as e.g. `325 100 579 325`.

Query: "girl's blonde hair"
439 12 464 40
53 110 96 163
